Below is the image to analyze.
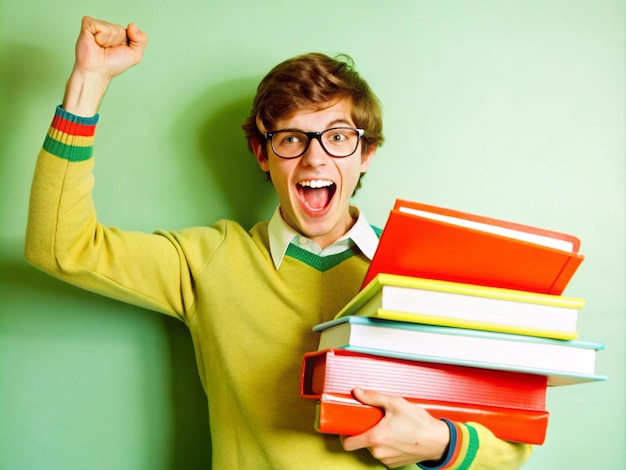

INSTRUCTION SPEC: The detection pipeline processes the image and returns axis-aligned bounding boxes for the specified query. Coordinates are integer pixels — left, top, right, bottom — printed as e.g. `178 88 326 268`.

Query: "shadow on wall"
172 78 277 229
0 42 67 228
0 253 212 468
0 40 64 138
160 314 213 468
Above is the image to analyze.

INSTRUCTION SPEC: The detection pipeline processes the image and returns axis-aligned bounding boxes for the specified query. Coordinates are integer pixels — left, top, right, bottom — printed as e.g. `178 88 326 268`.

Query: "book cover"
338 273 584 340
315 393 550 444
362 199 584 295
301 348 547 410
314 316 607 386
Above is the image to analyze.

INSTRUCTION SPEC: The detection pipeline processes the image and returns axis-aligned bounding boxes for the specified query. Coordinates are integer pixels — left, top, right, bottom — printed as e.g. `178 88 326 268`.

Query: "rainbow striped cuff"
417 420 478 470
42 106 99 162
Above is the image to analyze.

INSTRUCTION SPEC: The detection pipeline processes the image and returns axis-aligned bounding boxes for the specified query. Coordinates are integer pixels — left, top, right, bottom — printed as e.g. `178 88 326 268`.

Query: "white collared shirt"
267 205 379 269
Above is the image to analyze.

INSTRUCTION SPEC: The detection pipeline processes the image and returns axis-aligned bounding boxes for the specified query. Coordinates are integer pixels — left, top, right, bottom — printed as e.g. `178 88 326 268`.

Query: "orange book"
362 199 584 295
301 349 550 444
315 394 550 444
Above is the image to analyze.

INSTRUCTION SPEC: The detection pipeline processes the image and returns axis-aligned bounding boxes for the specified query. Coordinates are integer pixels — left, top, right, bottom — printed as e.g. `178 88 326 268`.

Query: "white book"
315 316 606 386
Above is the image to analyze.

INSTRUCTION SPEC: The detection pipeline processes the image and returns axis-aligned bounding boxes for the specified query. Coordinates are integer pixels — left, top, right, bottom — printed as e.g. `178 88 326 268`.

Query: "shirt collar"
267 205 379 269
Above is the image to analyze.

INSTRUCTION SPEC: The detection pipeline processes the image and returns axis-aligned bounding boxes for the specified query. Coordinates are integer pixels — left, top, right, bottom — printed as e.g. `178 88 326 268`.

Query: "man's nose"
300 137 329 167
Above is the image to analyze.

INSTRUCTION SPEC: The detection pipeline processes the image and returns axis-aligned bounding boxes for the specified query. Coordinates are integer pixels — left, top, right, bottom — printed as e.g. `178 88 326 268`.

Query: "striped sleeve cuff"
418 420 479 470
42 106 99 162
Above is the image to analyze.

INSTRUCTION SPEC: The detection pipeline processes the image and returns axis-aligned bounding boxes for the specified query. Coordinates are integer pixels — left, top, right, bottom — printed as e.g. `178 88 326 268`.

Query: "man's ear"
360 145 376 173
252 137 270 172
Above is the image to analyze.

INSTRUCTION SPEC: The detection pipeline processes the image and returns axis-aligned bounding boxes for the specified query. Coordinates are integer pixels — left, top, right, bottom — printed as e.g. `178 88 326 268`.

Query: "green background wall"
1 1 623 468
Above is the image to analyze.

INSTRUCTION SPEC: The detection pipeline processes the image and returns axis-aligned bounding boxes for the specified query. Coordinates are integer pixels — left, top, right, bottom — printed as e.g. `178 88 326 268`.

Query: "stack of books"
300 199 607 445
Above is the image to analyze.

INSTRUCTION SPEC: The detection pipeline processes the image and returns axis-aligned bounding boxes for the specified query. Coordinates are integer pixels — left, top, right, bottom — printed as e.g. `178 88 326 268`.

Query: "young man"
26 17 532 469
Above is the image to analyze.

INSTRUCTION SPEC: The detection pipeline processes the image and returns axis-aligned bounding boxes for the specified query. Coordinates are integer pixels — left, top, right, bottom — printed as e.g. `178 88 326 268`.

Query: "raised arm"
25 18 201 319
63 16 148 117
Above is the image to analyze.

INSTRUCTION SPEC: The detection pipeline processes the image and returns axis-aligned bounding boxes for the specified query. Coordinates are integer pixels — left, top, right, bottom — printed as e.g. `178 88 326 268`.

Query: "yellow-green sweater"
25 107 532 469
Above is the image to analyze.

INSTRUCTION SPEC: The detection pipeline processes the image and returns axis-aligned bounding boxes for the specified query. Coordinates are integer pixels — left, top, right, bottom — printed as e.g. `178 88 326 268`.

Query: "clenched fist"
63 16 148 116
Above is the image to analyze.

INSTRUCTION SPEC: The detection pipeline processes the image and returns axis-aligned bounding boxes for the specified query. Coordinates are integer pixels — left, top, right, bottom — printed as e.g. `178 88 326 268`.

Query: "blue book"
314 316 606 386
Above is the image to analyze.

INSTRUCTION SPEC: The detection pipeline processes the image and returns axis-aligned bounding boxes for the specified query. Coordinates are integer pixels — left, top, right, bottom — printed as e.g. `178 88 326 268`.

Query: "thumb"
126 23 148 56
352 387 397 411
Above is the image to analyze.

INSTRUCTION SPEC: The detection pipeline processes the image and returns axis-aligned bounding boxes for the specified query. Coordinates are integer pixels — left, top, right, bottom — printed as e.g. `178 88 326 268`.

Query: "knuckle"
368 445 389 461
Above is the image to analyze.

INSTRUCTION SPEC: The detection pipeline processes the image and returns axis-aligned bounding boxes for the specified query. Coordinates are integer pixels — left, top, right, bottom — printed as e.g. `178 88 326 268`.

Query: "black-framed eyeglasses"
264 127 365 159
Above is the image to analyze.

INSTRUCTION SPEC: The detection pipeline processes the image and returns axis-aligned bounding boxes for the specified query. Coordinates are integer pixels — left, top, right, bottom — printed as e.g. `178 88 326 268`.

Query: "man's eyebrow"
327 118 355 128
275 119 356 133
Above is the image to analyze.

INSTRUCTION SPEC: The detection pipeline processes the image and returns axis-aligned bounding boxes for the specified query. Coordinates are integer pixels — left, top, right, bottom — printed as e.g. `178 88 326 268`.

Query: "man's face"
254 99 375 249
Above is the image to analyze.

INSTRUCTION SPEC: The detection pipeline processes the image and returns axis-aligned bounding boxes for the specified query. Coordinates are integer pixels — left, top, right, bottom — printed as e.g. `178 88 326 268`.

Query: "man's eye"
326 132 351 145
281 134 303 145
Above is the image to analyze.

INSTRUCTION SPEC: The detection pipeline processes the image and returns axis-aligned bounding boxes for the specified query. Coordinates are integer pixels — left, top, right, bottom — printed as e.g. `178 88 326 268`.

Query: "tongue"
301 186 330 210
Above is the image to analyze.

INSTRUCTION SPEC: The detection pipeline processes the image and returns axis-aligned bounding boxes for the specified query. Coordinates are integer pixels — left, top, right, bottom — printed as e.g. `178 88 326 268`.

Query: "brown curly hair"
242 52 384 161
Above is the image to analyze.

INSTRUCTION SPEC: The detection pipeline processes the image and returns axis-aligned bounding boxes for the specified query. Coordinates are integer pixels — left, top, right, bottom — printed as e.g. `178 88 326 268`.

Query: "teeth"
298 179 333 189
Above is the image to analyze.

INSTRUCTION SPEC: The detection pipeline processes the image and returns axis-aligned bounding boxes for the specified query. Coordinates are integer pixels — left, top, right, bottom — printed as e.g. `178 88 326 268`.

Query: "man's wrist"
62 70 110 117
42 106 99 162
417 419 455 469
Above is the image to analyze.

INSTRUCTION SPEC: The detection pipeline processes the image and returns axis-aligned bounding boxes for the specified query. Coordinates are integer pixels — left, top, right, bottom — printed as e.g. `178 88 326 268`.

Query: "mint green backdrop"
1 1 624 468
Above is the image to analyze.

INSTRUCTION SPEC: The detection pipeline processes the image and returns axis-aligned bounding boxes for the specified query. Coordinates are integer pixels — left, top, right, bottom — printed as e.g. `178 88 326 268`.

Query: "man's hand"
341 388 450 468
73 16 147 79
63 16 148 116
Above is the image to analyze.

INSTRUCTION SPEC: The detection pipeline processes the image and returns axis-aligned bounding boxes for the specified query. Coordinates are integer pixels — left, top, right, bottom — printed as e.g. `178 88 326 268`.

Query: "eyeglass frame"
264 127 365 159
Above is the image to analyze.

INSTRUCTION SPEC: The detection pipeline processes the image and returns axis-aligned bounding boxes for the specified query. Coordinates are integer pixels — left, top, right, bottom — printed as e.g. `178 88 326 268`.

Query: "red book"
302 348 547 409
362 199 584 294
315 394 550 445
301 349 549 444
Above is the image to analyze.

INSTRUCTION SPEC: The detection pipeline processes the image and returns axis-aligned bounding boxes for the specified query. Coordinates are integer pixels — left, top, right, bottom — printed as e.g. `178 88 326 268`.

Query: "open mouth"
297 179 337 212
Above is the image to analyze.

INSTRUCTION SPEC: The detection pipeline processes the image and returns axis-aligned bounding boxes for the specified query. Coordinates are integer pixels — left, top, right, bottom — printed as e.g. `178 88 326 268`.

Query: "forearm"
25 107 190 318
25 107 99 274
63 70 110 117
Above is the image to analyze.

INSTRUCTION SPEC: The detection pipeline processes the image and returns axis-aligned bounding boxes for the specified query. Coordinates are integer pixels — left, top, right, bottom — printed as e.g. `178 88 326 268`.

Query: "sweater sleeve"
25 106 210 320
418 420 532 470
